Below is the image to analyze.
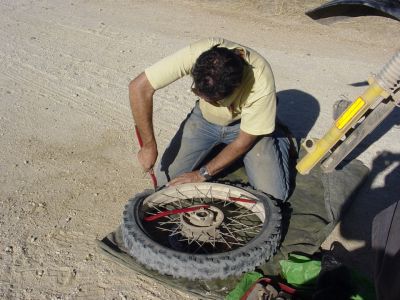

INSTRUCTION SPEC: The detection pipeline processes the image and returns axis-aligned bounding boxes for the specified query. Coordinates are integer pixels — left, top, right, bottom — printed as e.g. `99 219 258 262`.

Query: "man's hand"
137 145 158 172
168 130 258 186
168 170 206 186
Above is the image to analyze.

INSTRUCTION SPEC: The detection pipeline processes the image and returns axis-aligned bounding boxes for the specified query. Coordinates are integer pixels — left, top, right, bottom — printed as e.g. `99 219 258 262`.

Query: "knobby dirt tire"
121 182 281 280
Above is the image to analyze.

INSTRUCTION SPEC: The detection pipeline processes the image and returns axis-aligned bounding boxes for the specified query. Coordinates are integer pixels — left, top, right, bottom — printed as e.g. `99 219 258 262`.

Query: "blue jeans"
156 103 291 201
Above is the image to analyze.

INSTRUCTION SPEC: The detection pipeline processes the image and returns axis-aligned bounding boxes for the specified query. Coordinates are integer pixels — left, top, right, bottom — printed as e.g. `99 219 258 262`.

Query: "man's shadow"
329 151 400 277
276 89 320 139
215 89 320 182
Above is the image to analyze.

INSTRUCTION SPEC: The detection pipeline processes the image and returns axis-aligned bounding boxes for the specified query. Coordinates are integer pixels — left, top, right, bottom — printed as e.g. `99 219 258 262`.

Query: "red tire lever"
144 205 210 222
228 197 257 204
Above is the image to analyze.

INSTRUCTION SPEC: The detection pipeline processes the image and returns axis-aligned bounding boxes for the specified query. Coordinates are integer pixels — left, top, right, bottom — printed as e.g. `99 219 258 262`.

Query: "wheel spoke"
158 219 180 226
227 217 255 227
229 212 260 219
154 226 176 233
221 223 245 242
218 232 246 246
218 234 232 249
193 238 210 254
175 187 191 200
195 185 209 199
225 223 262 234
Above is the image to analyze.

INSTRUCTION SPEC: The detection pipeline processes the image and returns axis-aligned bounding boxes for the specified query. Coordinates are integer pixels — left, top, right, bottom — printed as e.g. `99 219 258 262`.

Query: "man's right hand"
129 72 157 172
137 144 158 172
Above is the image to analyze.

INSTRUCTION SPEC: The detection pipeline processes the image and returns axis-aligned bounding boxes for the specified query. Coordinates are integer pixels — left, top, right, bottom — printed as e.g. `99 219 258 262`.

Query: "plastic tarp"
97 150 369 299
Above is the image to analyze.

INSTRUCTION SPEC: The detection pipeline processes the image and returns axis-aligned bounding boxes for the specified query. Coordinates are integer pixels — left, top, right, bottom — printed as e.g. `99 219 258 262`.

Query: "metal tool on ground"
297 50 400 175
134 125 158 189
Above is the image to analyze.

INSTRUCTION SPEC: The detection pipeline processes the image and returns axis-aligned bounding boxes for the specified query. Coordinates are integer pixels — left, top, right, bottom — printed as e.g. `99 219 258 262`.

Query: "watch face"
200 167 211 180
200 167 206 176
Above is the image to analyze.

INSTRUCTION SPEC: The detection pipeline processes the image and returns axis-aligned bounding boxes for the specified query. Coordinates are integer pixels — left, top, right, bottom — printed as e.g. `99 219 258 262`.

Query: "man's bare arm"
129 72 157 171
169 130 258 185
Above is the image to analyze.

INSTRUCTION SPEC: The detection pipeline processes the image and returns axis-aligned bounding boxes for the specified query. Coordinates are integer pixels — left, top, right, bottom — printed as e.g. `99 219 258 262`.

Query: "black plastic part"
306 0 400 21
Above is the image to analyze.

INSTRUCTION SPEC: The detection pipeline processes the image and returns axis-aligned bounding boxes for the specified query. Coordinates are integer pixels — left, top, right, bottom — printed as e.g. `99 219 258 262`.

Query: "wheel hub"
180 206 224 242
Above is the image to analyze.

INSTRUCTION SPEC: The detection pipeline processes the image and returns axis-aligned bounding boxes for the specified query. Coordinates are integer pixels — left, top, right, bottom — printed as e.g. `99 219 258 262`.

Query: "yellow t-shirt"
145 37 276 135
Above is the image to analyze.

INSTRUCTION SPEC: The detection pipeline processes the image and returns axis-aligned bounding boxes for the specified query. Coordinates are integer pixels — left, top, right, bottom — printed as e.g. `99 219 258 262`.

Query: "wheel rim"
138 183 268 254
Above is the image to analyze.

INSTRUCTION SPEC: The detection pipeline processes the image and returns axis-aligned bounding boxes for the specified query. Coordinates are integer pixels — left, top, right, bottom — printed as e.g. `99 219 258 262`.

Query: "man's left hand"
168 171 206 186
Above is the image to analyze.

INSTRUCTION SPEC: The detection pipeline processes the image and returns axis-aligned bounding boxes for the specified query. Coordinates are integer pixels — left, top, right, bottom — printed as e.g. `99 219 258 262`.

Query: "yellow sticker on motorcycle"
335 97 365 130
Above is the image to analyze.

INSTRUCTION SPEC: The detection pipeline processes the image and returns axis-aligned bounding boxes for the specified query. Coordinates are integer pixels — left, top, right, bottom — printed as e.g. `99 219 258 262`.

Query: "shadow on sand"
277 89 320 139
330 151 400 297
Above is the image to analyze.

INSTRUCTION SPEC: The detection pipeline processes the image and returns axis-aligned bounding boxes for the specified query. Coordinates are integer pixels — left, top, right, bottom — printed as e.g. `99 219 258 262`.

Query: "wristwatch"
199 166 212 181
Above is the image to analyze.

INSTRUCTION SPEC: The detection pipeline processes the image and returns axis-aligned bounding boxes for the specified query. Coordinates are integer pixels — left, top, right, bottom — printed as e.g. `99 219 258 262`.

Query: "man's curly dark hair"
191 45 245 102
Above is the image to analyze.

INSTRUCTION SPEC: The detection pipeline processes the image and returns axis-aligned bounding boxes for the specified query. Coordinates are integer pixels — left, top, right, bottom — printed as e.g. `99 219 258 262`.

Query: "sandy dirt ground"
0 0 399 299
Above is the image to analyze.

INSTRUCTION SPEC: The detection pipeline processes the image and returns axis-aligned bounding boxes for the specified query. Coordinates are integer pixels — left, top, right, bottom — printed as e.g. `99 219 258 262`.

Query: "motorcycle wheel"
122 182 281 280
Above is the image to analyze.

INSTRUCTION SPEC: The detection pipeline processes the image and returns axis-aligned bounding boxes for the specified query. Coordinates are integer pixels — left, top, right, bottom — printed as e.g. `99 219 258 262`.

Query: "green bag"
280 254 321 287
225 272 264 300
